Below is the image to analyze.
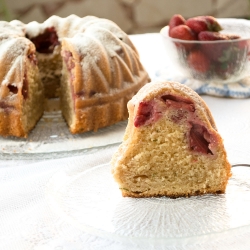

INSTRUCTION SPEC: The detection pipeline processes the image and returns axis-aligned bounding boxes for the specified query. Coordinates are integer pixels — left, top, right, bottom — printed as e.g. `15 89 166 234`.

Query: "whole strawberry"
187 50 210 73
169 25 197 51
186 16 222 34
169 25 196 41
168 14 186 35
198 31 240 41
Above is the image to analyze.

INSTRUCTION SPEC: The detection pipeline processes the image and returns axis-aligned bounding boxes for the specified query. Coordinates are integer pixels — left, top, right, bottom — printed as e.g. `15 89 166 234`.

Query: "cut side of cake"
111 81 231 198
26 25 61 98
0 34 44 137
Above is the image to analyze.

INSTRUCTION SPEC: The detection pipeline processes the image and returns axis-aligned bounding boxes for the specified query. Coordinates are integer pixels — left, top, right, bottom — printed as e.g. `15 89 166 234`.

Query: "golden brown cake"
0 24 44 137
111 80 231 198
0 15 149 137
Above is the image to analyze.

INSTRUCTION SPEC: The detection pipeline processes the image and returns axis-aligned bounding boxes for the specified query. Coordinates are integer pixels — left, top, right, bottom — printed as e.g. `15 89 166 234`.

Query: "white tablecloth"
1 33 250 250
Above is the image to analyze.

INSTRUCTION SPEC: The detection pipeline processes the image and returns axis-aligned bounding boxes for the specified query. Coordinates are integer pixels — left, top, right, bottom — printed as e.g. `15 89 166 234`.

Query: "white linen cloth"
1 33 250 249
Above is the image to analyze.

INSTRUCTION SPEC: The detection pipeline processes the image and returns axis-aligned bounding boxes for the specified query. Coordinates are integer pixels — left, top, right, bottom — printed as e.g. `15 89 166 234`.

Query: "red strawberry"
198 31 240 62
187 50 210 73
198 31 239 41
134 101 153 127
186 16 222 34
169 25 197 51
168 14 186 34
169 25 196 41
186 17 209 34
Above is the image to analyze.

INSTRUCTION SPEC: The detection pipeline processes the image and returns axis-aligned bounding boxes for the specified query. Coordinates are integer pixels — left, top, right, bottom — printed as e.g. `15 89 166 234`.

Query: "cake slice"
60 26 149 134
0 34 44 137
111 81 231 198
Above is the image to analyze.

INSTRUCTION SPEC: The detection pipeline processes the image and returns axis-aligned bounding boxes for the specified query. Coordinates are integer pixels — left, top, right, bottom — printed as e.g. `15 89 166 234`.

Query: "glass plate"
0 109 126 160
46 163 250 246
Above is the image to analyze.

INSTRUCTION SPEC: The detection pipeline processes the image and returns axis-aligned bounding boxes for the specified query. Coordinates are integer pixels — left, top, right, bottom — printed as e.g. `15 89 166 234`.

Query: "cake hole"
161 94 192 104
133 175 149 180
132 191 143 194
7 84 18 94
29 27 60 54
132 175 149 184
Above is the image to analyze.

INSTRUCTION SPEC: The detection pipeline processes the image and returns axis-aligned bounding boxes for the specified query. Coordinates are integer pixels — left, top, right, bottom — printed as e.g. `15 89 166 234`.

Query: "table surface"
1 33 250 250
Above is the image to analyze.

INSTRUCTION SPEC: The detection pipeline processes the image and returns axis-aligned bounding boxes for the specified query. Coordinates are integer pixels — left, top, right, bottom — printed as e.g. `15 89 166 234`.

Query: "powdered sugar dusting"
26 21 47 38
0 21 25 37
0 14 148 100
0 34 31 99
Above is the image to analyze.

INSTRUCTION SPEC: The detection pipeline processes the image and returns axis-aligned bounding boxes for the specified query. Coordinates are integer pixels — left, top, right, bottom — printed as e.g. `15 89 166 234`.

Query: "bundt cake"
111 81 231 198
0 15 149 137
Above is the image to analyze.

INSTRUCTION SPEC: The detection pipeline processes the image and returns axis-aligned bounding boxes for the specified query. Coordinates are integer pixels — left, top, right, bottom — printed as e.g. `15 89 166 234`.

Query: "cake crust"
59 21 150 134
69 71 149 133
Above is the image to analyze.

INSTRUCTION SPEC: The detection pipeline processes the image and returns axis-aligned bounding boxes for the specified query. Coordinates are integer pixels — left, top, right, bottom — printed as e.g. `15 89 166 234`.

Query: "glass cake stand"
46 163 250 247
0 99 126 160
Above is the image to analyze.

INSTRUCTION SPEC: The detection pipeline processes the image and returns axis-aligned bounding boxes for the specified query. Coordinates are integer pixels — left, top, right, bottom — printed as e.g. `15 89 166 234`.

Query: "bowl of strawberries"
161 15 250 83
